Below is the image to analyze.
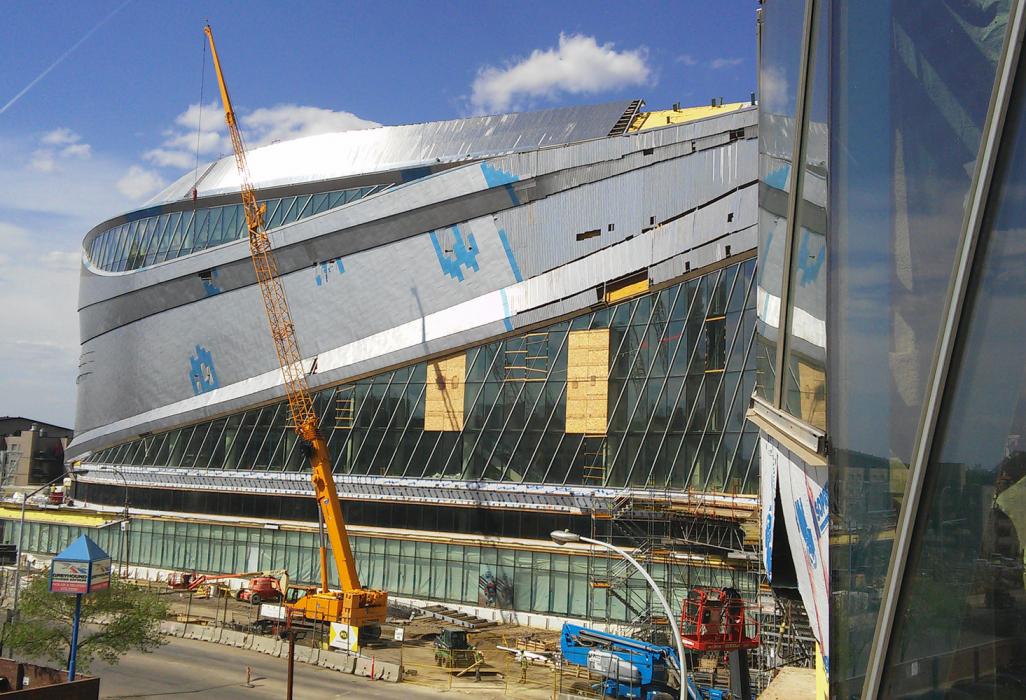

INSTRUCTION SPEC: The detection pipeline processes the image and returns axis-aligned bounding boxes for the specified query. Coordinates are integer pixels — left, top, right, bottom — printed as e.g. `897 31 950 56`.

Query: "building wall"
71 108 758 458
2 514 759 626
80 259 759 494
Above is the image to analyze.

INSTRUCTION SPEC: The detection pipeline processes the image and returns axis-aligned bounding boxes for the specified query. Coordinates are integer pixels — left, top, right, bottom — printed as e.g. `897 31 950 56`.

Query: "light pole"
12 469 86 615
550 530 694 700
99 466 131 578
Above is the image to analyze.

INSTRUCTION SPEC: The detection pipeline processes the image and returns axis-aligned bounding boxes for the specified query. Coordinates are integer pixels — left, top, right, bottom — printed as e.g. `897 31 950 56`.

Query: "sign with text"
49 535 111 595
329 622 360 653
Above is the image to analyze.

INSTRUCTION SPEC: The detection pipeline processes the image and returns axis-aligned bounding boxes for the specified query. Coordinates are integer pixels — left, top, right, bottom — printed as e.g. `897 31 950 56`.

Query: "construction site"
0 16 819 700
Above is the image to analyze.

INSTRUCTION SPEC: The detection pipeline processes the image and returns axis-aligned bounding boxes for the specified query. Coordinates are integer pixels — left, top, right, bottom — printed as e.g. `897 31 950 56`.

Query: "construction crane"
203 24 387 638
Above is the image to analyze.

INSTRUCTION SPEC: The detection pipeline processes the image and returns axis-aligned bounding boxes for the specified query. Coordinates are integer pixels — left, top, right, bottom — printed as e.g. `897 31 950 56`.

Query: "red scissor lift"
680 586 760 651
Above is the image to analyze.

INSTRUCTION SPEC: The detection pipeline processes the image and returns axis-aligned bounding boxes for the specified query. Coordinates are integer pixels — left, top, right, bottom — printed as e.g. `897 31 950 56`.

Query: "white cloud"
29 149 57 173
28 127 91 173
61 142 92 159
761 65 790 114
143 147 197 169
710 57 744 70
116 165 166 200
471 33 651 113
676 54 699 66
243 104 379 145
143 101 379 174
40 127 81 146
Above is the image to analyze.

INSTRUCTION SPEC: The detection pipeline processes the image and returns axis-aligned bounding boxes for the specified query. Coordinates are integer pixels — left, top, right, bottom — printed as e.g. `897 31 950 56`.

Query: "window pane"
882 72 1026 695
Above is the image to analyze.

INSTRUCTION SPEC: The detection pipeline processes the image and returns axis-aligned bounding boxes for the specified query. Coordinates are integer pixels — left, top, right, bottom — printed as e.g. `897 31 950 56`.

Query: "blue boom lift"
559 623 727 700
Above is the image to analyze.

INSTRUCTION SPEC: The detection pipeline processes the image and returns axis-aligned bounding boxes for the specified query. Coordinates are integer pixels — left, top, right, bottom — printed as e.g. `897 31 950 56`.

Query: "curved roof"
146 100 638 206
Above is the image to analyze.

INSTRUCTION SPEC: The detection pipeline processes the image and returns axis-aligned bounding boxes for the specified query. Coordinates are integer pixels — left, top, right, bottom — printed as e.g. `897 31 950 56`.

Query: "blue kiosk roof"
54 534 110 563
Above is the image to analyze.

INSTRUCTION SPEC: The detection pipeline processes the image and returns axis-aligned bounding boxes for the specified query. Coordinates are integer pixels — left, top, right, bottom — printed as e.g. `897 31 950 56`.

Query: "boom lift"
204 24 387 637
559 623 723 700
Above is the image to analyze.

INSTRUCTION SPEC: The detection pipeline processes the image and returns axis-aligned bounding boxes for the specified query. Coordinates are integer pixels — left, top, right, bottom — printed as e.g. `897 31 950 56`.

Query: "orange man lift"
204 24 387 637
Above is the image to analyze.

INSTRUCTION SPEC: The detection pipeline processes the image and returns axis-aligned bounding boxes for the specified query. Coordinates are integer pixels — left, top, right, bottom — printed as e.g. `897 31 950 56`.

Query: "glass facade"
3 515 758 624
87 258 760 494
85 184 389 272
826 2 1009 695
760 0 1026 697
755 0 807 405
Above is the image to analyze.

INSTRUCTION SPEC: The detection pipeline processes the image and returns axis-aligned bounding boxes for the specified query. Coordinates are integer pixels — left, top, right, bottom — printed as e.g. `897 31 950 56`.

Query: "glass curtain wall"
827 1 1010 695
88 258 760 494
86 184 388 272
880 40 1026 698
4 516 758 625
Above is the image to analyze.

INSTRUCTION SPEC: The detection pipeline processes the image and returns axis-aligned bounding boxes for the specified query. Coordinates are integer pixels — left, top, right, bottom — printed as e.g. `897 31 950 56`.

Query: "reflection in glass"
882 75 1026 696
828 1 1010 694
782 0 827 429
756 0 807 404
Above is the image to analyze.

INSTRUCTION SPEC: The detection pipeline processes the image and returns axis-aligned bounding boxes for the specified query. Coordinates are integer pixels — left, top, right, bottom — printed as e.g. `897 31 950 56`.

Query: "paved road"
92 636 442 699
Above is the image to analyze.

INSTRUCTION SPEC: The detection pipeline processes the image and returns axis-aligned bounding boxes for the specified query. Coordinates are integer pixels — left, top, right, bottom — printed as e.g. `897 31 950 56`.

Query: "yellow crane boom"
204 24 386 633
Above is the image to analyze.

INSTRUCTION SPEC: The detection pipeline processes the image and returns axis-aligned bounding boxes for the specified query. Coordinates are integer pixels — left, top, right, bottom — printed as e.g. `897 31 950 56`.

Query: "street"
92 636 442 700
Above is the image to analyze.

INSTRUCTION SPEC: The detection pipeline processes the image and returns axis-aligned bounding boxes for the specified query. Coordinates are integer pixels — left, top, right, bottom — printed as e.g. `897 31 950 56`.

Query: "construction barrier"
157 621 400 682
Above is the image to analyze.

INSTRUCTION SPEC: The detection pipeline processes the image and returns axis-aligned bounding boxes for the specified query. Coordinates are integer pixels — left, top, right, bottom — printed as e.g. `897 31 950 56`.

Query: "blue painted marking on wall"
480 162 520 205
796 230 825 286
496 228 523 282
401 166 433 183
189 345 220 396
499 288 514 331
429 225 479 282
315 258 345 287
764 511 774 582
794 498 817 568
201 268 221 297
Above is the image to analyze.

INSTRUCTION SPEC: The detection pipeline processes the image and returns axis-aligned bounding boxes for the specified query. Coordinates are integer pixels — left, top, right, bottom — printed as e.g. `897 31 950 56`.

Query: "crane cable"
192 35 208 201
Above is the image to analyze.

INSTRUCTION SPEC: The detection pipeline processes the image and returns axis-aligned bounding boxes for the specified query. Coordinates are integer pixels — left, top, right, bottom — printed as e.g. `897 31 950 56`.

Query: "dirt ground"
158 585 565 699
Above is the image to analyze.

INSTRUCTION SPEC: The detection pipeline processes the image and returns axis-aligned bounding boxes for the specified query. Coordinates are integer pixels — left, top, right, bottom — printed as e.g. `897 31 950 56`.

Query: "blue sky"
0 0 757 428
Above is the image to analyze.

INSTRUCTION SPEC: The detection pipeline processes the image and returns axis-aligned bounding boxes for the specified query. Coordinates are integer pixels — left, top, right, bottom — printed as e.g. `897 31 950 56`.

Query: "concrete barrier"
354 656 374 678
377 660 401 683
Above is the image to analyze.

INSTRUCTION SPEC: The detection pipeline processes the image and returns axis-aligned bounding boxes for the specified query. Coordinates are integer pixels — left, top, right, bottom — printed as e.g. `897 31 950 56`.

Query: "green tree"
6 570 169 672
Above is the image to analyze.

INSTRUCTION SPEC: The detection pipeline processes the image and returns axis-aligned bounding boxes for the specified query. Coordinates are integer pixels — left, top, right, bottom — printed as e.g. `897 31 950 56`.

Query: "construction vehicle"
680 587 757 699
235 576 284 605
434 628 483 668
559 623 725 700
204 25 387 639
168 569 289 604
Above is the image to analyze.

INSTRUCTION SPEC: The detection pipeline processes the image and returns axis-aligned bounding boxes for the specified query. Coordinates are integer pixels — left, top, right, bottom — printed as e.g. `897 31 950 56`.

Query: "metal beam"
861 2 1026 696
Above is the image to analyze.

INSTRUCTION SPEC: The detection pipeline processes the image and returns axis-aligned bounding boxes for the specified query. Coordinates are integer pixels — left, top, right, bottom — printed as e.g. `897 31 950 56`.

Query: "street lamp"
550 530 694 700
94 466 130 578
12 469 86 615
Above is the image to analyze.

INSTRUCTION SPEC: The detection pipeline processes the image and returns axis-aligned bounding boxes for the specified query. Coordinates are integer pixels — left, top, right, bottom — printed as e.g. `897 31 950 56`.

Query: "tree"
6 570 169 672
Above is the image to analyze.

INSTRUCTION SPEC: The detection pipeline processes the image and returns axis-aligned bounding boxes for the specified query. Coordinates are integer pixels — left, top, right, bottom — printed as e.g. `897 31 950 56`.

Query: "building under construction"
6 97 785 662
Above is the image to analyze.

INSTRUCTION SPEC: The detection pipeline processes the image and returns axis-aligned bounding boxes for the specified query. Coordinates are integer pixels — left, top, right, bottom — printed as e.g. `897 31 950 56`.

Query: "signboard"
259 603 286 621
49 535 111 595
329 622 360 653
393 626 405 642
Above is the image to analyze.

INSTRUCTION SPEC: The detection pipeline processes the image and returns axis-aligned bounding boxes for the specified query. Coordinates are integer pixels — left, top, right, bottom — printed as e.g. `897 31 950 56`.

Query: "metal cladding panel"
146 101 635 206
71 108 760 457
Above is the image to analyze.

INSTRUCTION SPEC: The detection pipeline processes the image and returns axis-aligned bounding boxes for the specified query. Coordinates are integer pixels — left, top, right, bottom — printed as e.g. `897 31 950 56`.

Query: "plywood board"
425 354 466 431
566 329 609 434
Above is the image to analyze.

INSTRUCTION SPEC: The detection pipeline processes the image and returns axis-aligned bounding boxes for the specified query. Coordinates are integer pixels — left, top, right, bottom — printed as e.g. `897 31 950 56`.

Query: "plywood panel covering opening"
566 329 610 434
425 354 466 431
